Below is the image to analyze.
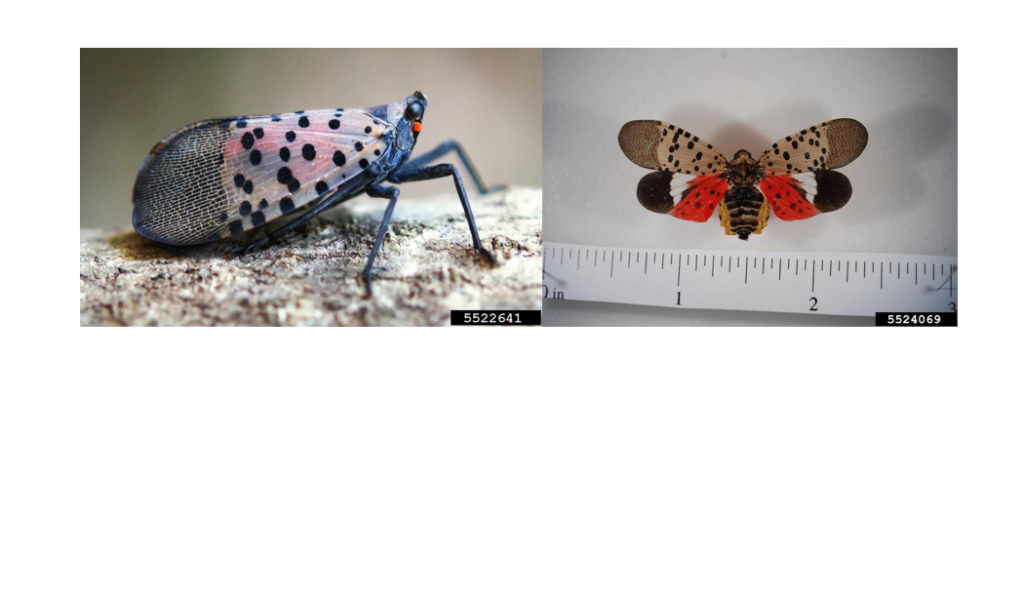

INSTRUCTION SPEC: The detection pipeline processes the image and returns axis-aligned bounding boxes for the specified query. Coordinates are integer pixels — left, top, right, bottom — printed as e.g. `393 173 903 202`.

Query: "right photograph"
542 49 957 326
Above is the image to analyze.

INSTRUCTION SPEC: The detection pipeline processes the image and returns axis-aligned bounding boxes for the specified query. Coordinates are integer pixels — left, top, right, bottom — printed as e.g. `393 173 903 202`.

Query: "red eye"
412 122 422 133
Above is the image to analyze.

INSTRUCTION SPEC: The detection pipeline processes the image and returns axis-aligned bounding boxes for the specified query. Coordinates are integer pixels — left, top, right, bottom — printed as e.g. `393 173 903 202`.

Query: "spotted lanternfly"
133 91 499 292
618 119 868 239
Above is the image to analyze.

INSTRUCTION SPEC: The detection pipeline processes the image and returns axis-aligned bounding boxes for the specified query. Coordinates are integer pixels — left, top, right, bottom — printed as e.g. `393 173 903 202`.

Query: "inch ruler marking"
543 242 957 317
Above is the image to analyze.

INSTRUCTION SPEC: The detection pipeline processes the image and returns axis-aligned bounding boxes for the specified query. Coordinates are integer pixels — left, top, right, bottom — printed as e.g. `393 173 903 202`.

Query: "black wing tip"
637 171 675 213
813 170 853 213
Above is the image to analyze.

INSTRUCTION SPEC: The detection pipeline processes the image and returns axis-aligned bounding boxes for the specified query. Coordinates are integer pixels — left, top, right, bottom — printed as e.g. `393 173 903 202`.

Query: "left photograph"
81 49 542 326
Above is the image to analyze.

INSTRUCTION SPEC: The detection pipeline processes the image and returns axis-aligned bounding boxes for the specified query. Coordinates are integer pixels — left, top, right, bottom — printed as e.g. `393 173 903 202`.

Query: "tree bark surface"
80 188 541 326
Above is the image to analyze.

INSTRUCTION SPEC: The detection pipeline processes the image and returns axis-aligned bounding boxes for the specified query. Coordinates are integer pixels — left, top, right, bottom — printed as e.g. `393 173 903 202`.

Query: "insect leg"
361 184 401 296
389 164 496 264
394 140 504 194
232 188 356 255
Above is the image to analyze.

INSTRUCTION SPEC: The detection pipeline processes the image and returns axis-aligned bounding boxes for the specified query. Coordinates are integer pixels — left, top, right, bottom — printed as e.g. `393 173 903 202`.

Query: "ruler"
543 242 957 317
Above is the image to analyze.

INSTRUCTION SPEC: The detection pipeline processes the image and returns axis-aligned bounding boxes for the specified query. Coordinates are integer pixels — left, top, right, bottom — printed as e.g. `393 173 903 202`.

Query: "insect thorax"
726 149 761 185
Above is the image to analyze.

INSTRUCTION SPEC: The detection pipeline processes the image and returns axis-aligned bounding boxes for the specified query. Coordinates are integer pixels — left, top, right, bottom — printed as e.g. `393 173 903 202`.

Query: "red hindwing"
759 175 820 221
669 175 730 222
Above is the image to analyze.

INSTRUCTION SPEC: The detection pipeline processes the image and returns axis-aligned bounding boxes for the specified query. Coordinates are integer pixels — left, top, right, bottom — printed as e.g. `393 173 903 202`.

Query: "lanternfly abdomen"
619 118 868 239
132 91 500 293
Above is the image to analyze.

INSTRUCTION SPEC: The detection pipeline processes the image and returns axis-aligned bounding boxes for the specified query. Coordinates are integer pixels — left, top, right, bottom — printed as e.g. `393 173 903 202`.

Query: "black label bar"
875 313 957 327
451 310 542 326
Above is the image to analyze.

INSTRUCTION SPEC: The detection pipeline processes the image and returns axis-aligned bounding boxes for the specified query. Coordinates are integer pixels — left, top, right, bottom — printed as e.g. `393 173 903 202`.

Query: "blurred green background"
81 49 542 228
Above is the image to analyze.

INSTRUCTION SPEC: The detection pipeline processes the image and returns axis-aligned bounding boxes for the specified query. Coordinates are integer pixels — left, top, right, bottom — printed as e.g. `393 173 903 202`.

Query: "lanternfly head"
731 149 754 162
404 91 427 133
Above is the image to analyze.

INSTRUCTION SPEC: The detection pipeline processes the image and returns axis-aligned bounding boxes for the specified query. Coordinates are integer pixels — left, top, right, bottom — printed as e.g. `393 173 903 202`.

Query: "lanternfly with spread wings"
618 118 868 239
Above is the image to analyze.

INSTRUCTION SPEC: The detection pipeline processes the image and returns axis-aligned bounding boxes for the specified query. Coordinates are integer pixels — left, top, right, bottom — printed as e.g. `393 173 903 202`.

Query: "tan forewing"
619 120 727 176
758 118 868 176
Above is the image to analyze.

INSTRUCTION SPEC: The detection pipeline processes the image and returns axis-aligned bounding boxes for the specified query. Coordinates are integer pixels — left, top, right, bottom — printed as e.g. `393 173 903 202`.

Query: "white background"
544 49 956 326
3 2 1021 597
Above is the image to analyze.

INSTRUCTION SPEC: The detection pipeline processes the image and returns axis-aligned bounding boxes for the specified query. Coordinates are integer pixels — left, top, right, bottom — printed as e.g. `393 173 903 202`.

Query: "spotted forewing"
133 108 392 245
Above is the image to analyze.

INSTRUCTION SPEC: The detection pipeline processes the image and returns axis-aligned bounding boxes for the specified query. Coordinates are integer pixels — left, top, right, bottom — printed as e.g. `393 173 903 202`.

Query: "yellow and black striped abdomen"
719 184 770 240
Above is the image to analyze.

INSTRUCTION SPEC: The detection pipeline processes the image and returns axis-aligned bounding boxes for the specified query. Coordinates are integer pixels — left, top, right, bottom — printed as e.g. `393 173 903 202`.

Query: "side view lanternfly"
618 118 868 239
133 91 499 293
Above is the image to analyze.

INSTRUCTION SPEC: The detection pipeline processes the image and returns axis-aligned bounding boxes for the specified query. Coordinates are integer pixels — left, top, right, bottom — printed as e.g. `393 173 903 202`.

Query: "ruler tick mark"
744 257 749 284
